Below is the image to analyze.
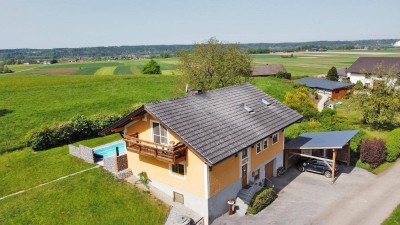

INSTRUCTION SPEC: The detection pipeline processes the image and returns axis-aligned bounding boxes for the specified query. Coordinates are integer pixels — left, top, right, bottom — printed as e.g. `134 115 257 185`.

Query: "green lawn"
252 77 295 102
383 204 400 225
0 134 168 224
0 134 120 197
0 168 168 225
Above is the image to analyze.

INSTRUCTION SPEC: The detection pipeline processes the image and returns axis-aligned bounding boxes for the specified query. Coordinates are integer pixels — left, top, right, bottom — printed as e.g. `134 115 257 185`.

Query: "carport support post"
332 149 336 184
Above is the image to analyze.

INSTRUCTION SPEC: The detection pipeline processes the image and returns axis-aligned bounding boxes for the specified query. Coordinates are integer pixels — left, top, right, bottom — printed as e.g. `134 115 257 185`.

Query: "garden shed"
284 130 359 183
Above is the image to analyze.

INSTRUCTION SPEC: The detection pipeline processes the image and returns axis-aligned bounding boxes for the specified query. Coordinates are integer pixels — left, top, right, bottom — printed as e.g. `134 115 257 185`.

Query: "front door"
242 164 248 187
265 161 274 179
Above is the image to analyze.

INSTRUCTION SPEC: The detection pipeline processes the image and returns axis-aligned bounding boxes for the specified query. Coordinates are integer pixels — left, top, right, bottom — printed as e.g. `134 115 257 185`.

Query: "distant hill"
0 39 398 60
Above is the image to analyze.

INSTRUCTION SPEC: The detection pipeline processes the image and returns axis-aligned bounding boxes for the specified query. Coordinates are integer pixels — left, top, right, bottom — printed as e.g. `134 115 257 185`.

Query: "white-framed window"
242 149 248 159
256 142 262 154
263 138 269 150
272 133 279 145
152 121 168 145
170 162 185 176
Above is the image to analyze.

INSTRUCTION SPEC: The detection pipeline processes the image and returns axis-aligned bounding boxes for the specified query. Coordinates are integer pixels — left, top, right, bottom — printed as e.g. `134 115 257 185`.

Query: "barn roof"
347 57 400 74
251 64 286 76
295 77 354 91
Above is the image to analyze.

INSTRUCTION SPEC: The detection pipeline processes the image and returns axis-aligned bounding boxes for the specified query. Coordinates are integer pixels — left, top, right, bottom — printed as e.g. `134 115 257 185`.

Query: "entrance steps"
235 183 263 216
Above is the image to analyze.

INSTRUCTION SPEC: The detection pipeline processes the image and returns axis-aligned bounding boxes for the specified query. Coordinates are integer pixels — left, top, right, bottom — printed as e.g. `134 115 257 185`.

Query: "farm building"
101 83 302 224
295 77 354 100
251 64 286 76
346 57 400 88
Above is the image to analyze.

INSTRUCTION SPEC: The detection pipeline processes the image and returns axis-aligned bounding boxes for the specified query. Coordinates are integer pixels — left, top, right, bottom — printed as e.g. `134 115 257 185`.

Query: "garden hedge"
386 128 400 162
26 113 120 151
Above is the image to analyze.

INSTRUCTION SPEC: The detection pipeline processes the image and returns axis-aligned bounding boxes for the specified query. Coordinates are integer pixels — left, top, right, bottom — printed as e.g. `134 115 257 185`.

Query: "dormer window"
260 98 271 106
240 103 254 114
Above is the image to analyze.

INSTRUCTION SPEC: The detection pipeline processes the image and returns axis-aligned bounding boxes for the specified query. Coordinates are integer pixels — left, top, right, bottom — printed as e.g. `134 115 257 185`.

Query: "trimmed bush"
276 71 291 80
386 128 400 162
247 188 277 215
26 113 121 151
356 159 371 170
360 138 387 168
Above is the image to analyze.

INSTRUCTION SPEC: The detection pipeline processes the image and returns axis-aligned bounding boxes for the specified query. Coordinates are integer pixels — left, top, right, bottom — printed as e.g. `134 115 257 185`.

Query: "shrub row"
386 128 400 162
26 114 121 151
247 188 277 215
276 71 291 80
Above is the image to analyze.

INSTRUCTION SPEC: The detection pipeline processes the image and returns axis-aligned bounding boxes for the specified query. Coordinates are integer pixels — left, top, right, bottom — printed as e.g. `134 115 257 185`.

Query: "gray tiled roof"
144 83 302 165
295 77 354 91
285 130 359 150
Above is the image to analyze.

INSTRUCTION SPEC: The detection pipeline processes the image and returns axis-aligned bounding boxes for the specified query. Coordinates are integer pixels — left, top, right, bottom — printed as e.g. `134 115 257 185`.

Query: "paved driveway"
212 165 377 225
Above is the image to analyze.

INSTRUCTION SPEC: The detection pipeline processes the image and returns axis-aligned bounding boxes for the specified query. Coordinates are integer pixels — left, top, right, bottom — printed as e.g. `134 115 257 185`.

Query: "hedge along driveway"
0 134 120 197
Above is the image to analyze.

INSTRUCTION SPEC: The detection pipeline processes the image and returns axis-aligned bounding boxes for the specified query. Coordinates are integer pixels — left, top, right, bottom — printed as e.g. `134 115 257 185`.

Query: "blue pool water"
93 140 126 158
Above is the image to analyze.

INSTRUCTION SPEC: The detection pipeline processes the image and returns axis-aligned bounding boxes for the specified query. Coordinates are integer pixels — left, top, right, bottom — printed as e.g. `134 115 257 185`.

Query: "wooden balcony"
125 136 187 164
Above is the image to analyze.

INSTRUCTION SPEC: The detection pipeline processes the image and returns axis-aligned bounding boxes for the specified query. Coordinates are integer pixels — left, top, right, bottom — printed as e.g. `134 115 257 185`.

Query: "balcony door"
152 121 168 145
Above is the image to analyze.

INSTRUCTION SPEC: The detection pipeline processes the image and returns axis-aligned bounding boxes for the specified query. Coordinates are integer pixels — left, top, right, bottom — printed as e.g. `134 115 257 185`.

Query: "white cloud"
394 41 400 47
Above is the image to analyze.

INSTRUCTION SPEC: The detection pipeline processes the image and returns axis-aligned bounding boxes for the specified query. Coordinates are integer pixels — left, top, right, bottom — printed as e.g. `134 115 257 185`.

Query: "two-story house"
100 83 302 224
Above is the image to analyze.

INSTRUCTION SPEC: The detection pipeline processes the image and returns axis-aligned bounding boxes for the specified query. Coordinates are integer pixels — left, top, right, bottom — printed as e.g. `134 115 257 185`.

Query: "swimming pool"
93 140 127 158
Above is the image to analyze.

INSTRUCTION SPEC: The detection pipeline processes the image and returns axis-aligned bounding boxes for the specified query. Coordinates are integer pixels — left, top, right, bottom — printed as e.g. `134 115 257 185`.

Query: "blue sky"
1 0 399 49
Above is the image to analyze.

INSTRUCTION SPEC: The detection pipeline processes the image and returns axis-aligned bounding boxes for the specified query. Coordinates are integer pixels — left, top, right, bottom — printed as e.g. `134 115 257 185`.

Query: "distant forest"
0 39 398 61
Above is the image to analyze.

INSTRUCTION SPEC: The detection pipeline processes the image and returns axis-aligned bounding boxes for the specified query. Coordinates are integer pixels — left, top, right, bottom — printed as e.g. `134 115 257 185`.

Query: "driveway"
212 165 377 225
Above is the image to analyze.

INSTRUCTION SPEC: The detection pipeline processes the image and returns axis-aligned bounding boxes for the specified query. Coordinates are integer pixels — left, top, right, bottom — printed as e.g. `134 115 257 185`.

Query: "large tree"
178 38 252 90
326 66 339 81
358 64 400 129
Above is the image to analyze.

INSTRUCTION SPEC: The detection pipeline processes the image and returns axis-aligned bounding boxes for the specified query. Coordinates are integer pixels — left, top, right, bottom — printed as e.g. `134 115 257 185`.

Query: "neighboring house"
295 77 354 100
346 57 400 88
337 68 347 81
251 64 286 76
101 83 302 224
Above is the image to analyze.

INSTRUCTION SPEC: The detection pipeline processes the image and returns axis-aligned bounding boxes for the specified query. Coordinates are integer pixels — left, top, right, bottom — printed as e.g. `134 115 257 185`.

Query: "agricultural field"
2 50 400 154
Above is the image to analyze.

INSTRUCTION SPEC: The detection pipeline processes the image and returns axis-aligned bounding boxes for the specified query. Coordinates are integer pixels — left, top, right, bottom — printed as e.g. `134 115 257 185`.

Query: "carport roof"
285 130 359 150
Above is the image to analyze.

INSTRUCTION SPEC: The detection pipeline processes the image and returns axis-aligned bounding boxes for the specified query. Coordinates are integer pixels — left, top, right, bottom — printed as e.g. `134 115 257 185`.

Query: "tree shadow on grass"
0 109 13 117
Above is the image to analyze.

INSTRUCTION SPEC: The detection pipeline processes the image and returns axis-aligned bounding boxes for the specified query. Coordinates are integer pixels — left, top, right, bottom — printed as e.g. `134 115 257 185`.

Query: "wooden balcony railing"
124 136 187 164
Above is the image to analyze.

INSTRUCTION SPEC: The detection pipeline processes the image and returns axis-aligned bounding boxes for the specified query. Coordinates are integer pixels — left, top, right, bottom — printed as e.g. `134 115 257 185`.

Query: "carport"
284 130 359 183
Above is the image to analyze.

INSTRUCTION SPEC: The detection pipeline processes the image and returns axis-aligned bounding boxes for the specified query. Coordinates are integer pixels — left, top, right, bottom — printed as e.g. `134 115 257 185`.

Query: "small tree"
326 66 339 81
136 171 151 189
284 87 318 120
354 80 364 90
2 66 13 73
141 59 161 74
178 37 252 91
50 59 58 64
360 138 387 168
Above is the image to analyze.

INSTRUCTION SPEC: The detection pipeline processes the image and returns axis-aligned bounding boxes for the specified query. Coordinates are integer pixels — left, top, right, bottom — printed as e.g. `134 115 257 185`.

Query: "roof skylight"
240 103 255 114
260 98 271 106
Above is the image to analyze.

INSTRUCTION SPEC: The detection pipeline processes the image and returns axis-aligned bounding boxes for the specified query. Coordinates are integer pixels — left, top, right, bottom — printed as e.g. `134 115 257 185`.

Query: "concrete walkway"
313 160 400 225
0 165 100 201
317 94 329 111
